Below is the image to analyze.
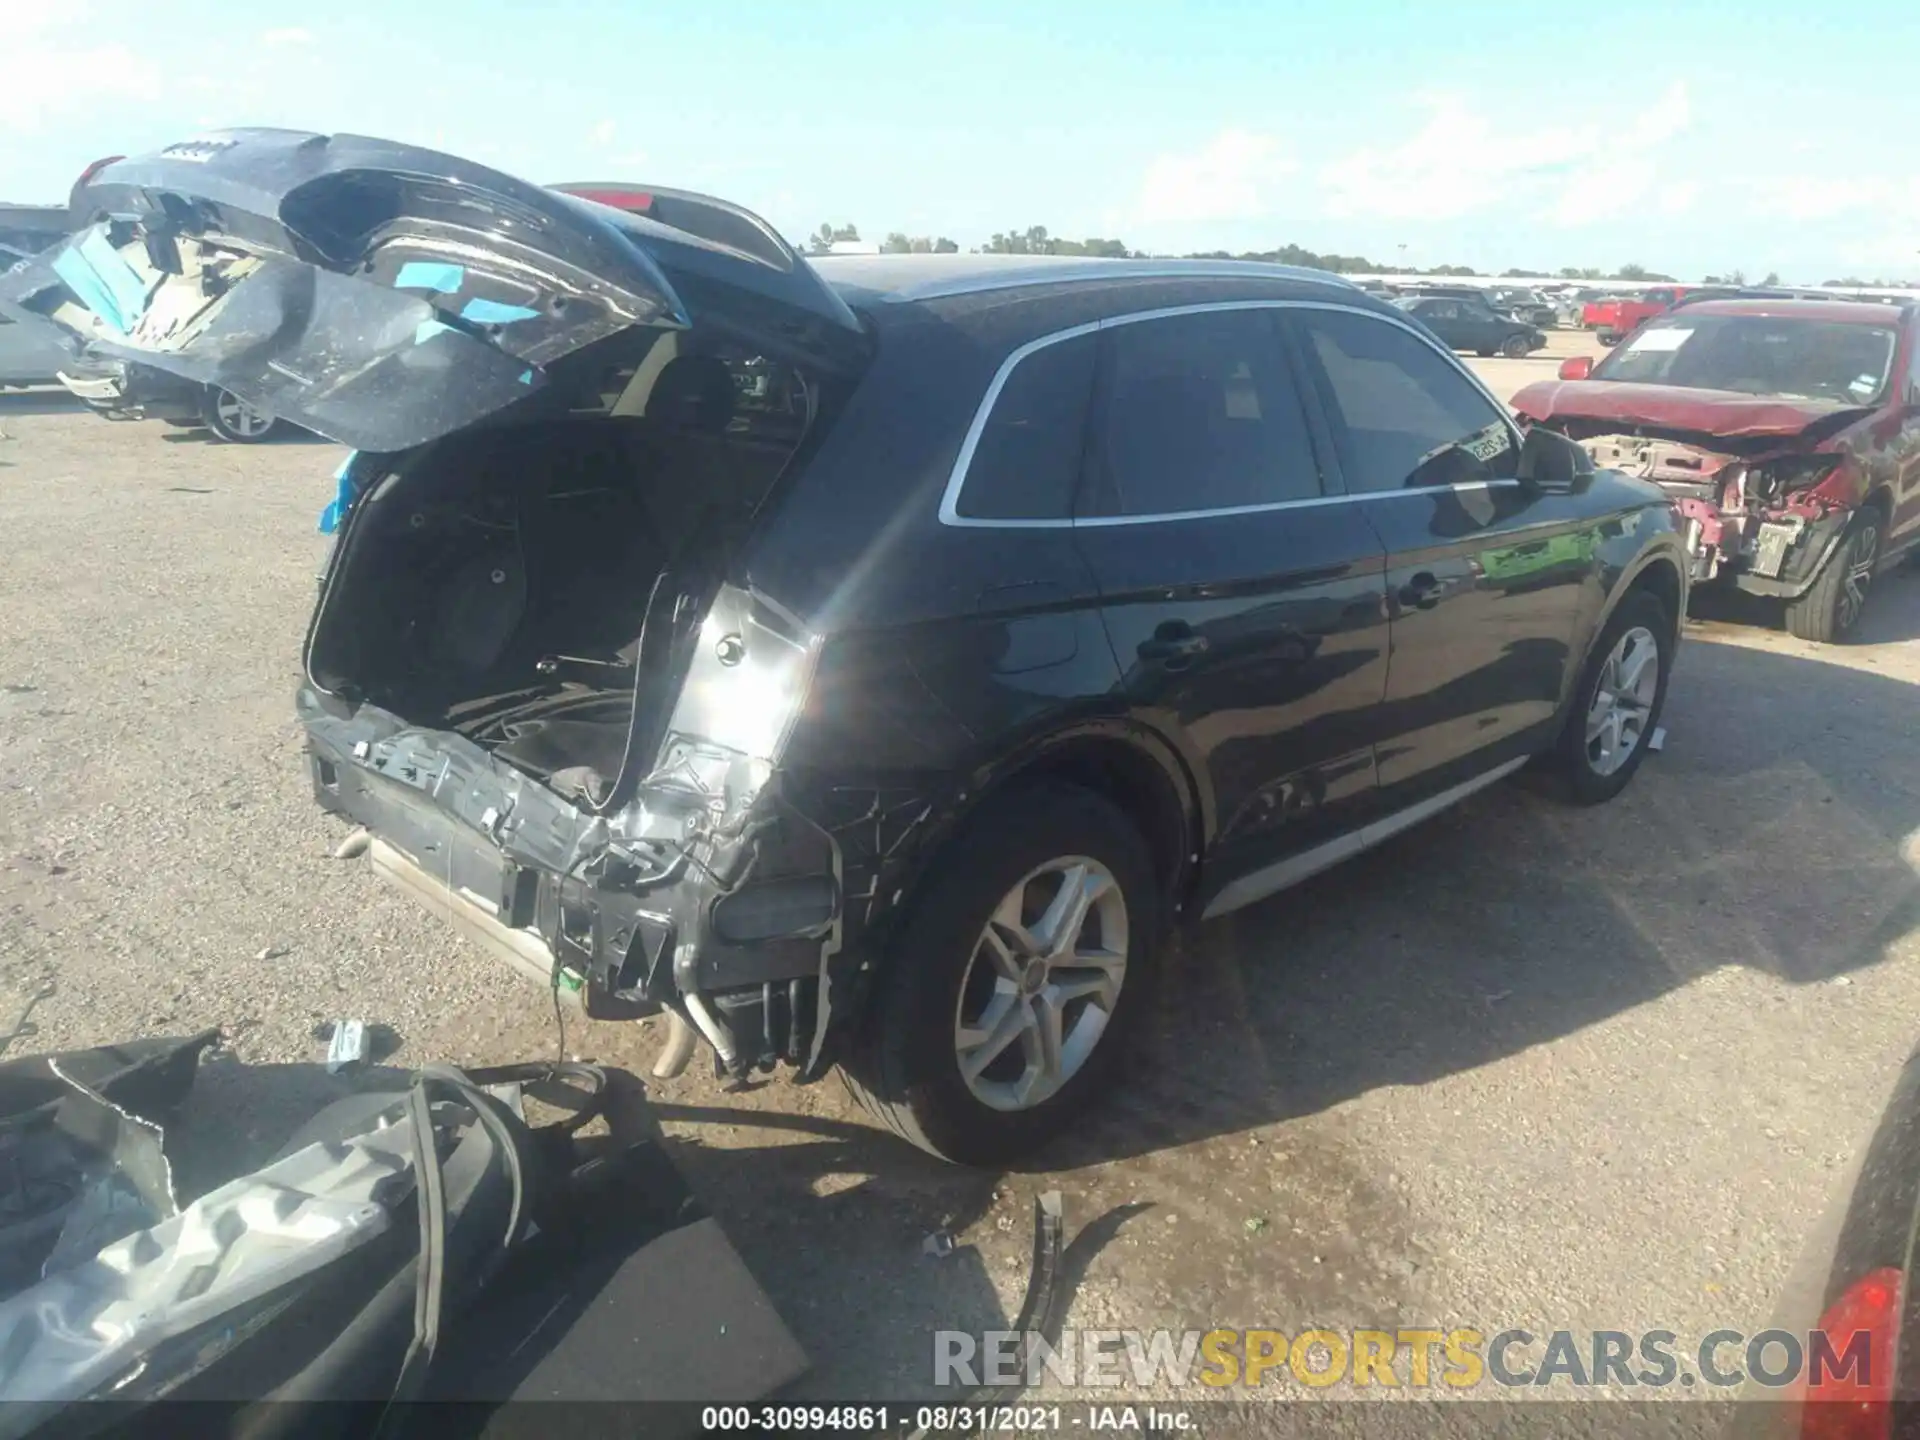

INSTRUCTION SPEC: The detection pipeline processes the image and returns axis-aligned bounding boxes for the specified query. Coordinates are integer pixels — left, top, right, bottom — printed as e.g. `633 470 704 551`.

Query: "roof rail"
549 182 798 272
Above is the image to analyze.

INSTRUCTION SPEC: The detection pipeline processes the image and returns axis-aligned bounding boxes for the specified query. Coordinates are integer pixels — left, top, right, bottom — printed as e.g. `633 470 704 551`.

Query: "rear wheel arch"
997 730 1202 916
871 725 1205 964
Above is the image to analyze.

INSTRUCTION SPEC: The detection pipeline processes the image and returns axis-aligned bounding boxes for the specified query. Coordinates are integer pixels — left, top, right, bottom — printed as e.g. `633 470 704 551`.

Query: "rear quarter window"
956 331 1097 521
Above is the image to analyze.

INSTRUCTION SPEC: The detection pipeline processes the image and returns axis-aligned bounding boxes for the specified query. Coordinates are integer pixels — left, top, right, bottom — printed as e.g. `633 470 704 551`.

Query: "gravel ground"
3 333 1918 1413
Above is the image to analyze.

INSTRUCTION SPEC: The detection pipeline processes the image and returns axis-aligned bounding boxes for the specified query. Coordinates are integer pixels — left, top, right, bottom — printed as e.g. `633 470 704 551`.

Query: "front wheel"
843 782 1161 1166
200 387 282 443
1501 334 1533 358
1551 588 1673 805
1785 511 1881 643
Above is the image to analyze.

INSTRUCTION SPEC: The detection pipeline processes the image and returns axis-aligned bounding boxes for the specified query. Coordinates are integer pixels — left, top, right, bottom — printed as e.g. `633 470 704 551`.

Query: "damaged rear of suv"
5 130 1692 1167
1513 300 1920 642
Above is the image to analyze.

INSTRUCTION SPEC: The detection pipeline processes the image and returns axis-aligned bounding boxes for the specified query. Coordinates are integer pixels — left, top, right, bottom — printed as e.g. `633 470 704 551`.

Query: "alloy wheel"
1838 521 1879 633
952 856 1128 1113
214 390 275 439
1584 625 1660 777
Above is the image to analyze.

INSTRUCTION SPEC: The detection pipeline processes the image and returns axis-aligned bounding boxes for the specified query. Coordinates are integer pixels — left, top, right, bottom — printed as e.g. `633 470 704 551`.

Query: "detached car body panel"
0 129 865 453
1514 300 1920 631
7 132 1691 1141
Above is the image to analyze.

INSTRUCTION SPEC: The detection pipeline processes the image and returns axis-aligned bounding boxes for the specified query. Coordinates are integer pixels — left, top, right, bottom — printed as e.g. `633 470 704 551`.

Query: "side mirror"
1517 425 1594 496
1558 355 1594 381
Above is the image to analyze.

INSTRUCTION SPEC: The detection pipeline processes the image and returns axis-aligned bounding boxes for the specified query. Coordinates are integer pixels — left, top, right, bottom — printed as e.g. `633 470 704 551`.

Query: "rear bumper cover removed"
298 686 844 1073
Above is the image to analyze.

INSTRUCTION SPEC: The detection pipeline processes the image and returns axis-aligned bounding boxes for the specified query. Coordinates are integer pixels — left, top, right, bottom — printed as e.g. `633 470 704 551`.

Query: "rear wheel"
843 783 1160 1166
1786 509 1881 643
1551 588 1673 804
200 387 281 443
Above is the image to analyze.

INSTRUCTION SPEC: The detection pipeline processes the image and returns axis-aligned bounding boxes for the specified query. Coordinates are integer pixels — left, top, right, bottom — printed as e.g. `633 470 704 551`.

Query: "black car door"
1069 306 1392 917
1286 305 1599 806
1415 299 1464 350
1459 300 1504 352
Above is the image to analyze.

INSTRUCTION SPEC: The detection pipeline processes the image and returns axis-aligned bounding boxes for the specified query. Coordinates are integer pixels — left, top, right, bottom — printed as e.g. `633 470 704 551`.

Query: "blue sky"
6 1 1916 281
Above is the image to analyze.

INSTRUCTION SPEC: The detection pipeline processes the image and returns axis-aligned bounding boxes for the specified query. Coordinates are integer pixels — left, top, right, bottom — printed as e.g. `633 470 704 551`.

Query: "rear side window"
957 331 1096 521
1295 309 1518 494
1083 308 1322 518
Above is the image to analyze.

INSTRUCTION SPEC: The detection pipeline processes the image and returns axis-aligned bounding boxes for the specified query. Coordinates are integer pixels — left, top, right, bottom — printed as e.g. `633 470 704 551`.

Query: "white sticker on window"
1850 374 1878 397
1462 425 1512 463
1627 327 1693 353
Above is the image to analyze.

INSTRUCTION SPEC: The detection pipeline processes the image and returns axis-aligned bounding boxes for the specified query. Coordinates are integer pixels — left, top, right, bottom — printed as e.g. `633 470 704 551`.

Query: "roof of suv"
811 253 1359 308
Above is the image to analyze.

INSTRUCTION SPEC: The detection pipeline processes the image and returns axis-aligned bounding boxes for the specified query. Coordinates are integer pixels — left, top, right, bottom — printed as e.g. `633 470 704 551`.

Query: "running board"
1201 757 1529 921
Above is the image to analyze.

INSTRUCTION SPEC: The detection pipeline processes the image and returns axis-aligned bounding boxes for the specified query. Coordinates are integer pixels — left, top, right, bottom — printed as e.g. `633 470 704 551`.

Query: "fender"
1562 519 1689 717
806 712 1205 1035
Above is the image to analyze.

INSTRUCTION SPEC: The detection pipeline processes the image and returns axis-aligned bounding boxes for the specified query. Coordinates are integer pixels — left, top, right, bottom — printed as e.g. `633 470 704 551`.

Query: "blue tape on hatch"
393 262 465 293
460 298 540 325
318 451 359 535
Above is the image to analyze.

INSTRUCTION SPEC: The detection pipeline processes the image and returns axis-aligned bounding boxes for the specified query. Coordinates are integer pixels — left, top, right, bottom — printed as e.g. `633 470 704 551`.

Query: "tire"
1500 334 1532 359
199 387 282 443
1550 588 1674 805
1785 509 1882 643
842 782 1162 1166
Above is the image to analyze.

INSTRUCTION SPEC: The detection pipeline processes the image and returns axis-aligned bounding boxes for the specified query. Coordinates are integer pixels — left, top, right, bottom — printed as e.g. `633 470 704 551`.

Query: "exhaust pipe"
683 992 740 1072
650 1008 699 1080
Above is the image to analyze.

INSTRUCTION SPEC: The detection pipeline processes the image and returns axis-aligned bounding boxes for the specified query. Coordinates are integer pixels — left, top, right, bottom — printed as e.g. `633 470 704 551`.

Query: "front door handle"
1138 626 1211 667
1397 573 1443 610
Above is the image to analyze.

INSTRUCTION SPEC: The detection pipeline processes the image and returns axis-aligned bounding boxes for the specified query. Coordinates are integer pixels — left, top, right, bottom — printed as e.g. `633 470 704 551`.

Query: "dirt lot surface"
4 328 1919 1408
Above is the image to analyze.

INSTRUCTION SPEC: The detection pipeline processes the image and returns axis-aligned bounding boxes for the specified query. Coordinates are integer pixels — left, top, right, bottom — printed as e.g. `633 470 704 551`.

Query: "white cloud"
1132 128 1298 225
1321 94 1539 221
1539 84 1691 226
1320 83 1695 228
260 27 314 48
0 8 160 133
592 119 617 147
1749 175 1900 222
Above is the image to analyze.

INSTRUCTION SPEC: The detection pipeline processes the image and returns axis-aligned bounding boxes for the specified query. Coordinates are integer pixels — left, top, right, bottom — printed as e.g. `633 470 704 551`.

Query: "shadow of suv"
2 131 1690 1165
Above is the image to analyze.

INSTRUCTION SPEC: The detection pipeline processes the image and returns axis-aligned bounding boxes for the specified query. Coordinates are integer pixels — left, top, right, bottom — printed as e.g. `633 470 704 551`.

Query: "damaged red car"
1513 300 1920 641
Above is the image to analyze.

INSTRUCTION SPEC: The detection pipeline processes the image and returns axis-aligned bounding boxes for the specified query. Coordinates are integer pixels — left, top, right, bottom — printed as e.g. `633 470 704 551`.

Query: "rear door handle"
1397 573 1443 610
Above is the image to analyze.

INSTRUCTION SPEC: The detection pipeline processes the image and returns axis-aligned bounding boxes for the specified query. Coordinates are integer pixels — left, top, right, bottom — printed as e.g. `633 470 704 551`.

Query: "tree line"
803 223 1695 280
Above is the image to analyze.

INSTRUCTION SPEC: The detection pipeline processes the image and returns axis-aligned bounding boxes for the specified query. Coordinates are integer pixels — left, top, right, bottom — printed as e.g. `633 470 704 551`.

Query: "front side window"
1295 309 1518 493
1593 315 1899 404
958 330 1098 521
1081 308 1323 518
